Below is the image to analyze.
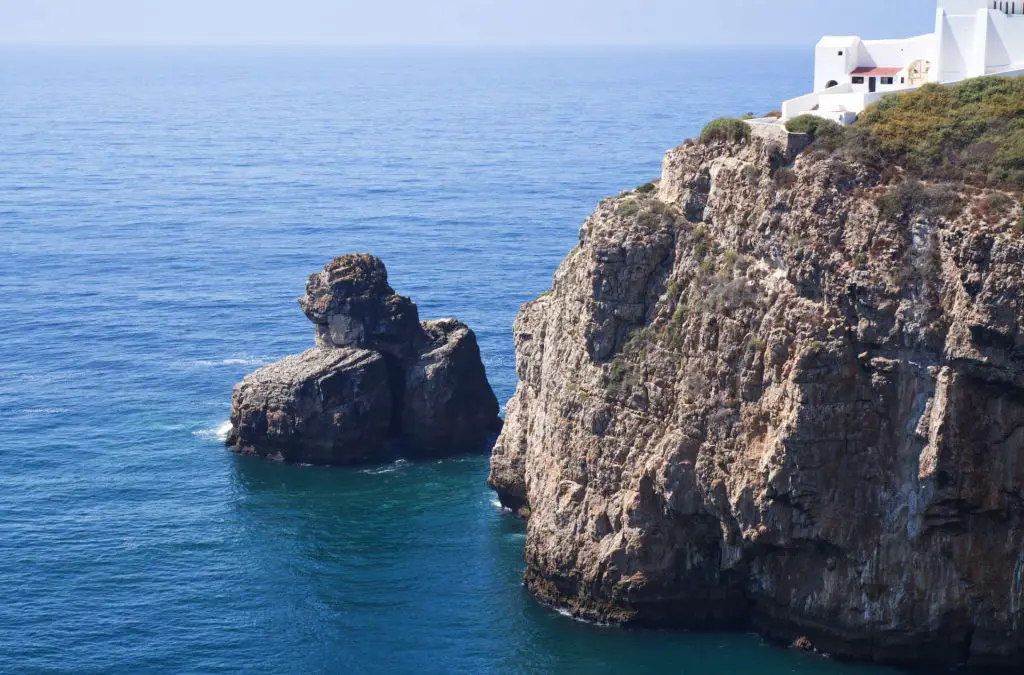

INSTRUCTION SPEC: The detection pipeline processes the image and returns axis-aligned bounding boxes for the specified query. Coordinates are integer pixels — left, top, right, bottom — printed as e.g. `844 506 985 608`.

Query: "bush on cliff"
812 76 1024 189
785 115 840 141
875 179 961 223
700 118 750 144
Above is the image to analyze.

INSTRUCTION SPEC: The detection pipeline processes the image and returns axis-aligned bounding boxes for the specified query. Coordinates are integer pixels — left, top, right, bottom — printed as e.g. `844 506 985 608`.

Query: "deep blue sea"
0 47 903 674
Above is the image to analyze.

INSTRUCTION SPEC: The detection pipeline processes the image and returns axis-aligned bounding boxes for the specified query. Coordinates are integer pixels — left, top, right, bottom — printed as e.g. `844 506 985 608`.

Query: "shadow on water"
226 454 915 675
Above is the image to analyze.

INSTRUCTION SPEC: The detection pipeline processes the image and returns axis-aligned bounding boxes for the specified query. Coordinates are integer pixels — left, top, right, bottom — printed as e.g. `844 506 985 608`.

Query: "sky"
0 0 938 47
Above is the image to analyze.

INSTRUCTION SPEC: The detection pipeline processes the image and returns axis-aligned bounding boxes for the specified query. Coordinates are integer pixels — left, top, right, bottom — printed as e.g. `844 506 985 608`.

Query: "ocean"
0 47 901 674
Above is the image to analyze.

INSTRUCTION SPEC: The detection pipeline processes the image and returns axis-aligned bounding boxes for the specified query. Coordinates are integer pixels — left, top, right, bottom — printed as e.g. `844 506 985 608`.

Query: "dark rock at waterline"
226 254 501 465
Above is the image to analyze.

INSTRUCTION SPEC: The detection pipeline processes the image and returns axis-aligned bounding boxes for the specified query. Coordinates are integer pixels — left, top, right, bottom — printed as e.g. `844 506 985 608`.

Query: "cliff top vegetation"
810 76 1024 190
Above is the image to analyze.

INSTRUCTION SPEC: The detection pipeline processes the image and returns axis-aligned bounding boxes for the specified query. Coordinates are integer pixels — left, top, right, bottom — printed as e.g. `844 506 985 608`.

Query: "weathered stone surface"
299 253 422 357
227 347 394 464
403 319 502 455
489 136 1024 669
228 254 500 466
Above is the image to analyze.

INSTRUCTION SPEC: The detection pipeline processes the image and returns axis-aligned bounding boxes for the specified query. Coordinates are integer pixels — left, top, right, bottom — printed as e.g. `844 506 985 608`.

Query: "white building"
782 1 1024 125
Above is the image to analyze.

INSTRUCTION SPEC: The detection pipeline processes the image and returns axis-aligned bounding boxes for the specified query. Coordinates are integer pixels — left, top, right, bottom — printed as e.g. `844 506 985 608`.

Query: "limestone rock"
489 137 1024 669
227 347 393 464
403 319 503 454
299 253 421 357
228 254 500 465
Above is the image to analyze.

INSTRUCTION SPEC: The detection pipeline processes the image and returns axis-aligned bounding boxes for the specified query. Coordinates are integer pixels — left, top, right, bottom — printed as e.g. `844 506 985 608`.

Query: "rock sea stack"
489 125 1024 668
227 254 501 465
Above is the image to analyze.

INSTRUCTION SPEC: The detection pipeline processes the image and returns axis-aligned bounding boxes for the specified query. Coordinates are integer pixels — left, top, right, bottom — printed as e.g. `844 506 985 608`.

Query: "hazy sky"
1 0 937 47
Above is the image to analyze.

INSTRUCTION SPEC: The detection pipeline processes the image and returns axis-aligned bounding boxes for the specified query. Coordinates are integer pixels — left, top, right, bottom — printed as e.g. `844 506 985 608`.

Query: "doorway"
869 77 877 93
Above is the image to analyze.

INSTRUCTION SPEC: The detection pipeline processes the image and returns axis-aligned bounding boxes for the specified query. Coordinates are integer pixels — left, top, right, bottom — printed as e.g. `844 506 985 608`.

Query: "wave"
360 459 410 475
552 605 612 628
1 407 71 415
18 373 72 382
188 357 274 368
192 420 232 442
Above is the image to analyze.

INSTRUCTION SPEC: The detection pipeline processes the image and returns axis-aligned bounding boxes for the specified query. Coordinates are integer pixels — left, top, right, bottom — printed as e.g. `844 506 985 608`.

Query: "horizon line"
0 40 815 50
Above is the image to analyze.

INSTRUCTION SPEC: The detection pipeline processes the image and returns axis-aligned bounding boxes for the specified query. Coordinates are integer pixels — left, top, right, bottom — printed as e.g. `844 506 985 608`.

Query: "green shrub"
812 76 1024 189
618 199 640 217
985 192 1012 213
774 167 797 189
636 181 657 194
785 114 841 141
876 180 960 222
700 118 751 144
692 224 709 259
672 302 688 324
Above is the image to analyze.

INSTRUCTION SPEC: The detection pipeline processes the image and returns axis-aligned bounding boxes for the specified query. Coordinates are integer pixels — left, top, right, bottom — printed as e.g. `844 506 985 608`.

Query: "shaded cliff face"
489 136 1024 669
228 254 501 465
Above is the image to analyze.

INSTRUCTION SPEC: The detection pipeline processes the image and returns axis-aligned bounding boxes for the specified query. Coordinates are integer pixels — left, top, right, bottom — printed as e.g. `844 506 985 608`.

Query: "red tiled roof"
851 66 903 76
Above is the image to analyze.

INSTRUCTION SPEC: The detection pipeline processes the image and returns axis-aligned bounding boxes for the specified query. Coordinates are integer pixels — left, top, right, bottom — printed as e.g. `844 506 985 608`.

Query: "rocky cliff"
227 254 500 465
489 133 1024 669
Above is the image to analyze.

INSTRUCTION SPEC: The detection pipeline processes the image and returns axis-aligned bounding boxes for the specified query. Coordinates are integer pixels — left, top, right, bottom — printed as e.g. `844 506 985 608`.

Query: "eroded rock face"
489 136 1024 669
227 254 500 465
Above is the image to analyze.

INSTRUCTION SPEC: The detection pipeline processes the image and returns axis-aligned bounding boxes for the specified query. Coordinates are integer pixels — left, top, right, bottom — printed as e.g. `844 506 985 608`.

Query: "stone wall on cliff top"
488 134 1024 669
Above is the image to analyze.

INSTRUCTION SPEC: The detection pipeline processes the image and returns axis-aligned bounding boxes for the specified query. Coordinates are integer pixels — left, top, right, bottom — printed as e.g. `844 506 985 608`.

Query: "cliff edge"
490 81 1024 669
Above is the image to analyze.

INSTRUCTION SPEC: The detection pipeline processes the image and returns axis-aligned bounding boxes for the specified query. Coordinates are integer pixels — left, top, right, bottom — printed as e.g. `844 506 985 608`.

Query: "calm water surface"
1 47 902 674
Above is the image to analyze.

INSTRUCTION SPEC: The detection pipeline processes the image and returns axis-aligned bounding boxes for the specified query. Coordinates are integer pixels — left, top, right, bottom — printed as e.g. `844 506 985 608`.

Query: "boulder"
227 254 500 465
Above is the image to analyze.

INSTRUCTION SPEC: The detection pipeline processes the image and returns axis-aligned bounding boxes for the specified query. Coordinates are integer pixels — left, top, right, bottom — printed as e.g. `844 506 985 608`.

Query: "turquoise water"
1 47 903 673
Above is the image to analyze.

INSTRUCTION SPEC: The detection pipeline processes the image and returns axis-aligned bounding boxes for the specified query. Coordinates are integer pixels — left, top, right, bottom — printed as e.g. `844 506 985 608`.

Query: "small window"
881 77 894 85
852 76 865 84
901 77 906 84
838 50 844 56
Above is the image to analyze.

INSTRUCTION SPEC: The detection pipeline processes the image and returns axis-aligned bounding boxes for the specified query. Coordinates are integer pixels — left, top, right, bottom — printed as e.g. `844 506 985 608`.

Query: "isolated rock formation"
489 134 1024 669
227 254 500 465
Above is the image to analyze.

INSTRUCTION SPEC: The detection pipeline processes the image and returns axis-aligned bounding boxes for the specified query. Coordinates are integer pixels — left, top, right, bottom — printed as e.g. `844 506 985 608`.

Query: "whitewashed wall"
986 11 1024 72
858 35 936 70
940 0 1001 15
814 39 859 91
937 12 978 80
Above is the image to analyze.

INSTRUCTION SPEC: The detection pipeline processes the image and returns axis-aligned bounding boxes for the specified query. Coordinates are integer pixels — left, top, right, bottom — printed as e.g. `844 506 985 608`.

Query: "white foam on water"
360 459 410 475
551 606 611 627
193 420 232 441
189 357 273 368
19 373 72 382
